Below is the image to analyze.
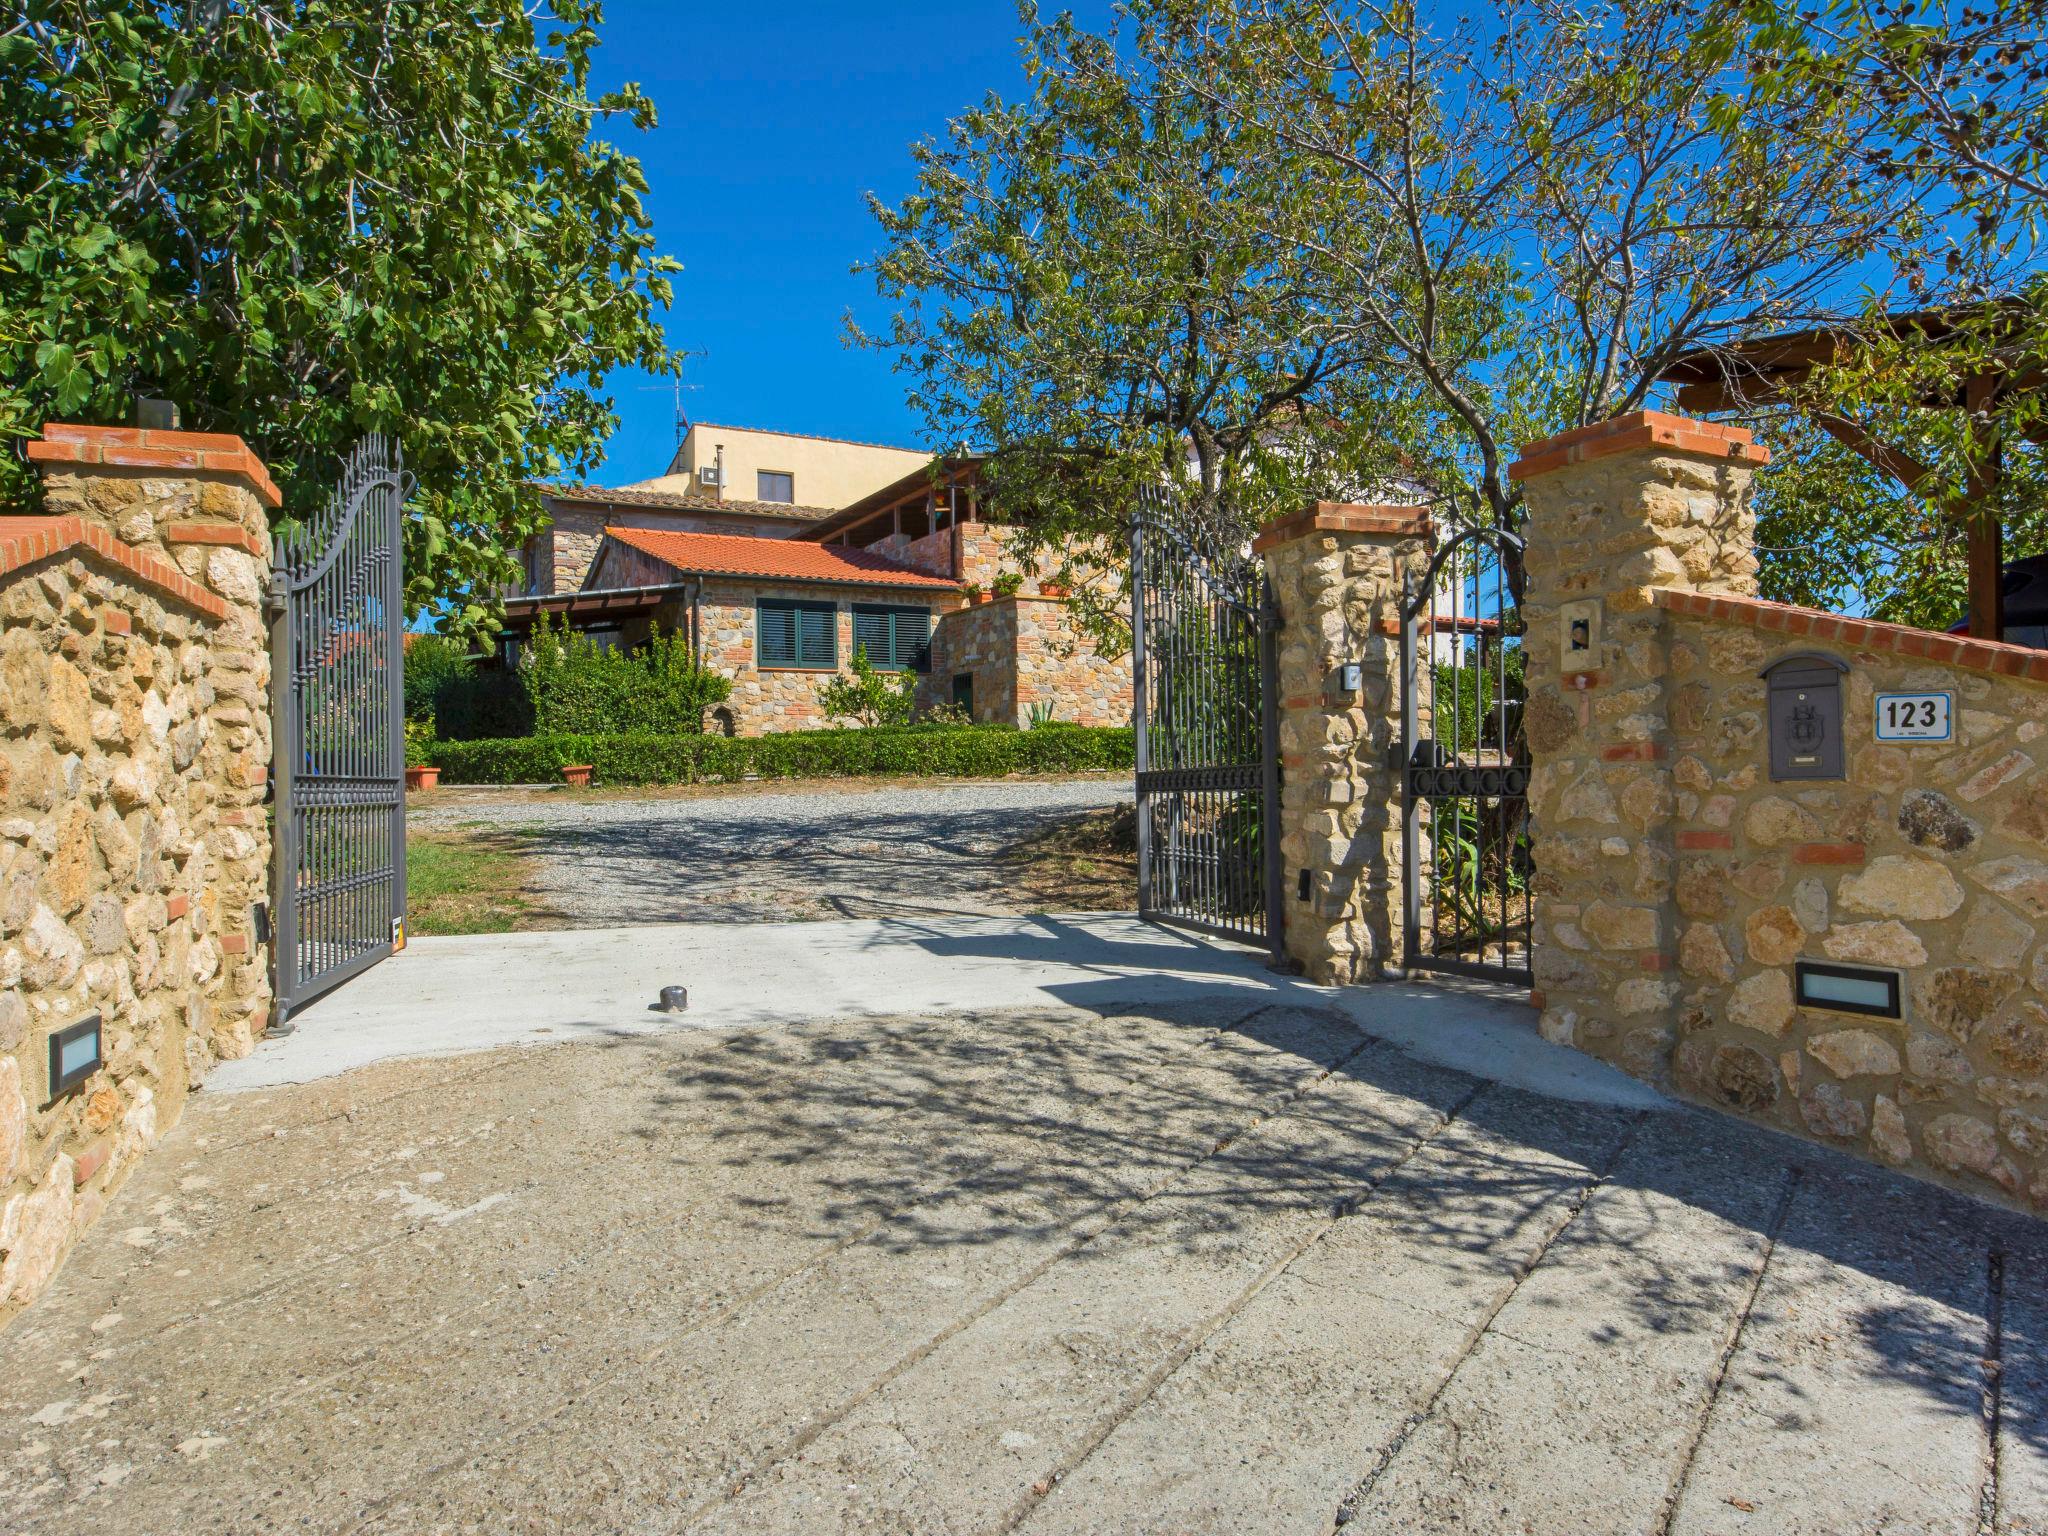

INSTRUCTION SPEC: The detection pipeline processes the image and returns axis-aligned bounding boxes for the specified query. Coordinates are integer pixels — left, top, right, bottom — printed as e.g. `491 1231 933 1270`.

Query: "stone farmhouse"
502 423 1132 734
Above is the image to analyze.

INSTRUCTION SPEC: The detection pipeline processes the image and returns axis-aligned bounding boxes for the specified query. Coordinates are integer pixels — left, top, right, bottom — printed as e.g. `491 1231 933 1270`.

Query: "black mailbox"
1762 653 1849 780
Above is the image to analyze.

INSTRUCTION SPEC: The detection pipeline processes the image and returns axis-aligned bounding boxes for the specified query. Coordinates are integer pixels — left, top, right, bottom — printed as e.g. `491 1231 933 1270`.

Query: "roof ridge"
601 524 958 592
685 422 933 455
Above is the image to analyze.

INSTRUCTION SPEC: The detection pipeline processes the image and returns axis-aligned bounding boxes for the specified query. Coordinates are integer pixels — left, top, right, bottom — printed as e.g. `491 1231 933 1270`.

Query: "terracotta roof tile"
602 526 958 591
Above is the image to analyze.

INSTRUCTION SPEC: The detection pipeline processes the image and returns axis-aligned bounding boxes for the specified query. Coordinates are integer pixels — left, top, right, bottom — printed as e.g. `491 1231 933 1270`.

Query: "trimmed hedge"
431 724 1136 786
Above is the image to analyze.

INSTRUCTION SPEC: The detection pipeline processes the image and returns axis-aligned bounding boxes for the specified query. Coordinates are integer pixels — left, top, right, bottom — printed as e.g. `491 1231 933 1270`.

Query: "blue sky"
582 2 1106 481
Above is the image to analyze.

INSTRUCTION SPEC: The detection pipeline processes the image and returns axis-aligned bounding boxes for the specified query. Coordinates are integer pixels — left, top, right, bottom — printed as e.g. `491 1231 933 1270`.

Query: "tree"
818 647 917 729
855 1 1452 562
1750 413 2048 627
1723 0 2048 261
0 0 678 637
1151 0 1928 559
1695 1 2048 617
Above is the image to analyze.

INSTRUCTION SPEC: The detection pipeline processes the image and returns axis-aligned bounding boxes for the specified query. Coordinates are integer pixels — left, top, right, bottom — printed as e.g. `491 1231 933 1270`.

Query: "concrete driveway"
2 924 2043 1535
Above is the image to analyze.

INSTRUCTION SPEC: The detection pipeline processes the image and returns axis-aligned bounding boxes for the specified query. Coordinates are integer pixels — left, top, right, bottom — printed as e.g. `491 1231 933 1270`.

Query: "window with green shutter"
757 599 837 669
851 604 933 672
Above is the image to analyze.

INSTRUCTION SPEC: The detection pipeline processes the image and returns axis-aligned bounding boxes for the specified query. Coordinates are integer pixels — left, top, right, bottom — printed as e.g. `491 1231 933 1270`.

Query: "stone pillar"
1256 502 1433 983
0 422 279 1321
19 424 279 1066
1510 411 1767 1079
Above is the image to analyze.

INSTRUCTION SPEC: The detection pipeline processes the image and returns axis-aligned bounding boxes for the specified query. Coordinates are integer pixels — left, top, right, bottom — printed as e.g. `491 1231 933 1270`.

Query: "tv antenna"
637 350 706 450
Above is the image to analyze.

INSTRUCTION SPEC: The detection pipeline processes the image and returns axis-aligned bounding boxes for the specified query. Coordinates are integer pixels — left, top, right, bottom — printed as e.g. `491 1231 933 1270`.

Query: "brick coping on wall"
1250 502 1434 553
164 521 268 559
1508 410 1770 483
1653 586 2048 684
25 422 283 509
0 515 230 621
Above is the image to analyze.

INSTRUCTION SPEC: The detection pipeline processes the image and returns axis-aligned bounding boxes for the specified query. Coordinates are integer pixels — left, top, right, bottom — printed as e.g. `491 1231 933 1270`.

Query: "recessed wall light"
48 1014 102 1100
1794 961 1901 1020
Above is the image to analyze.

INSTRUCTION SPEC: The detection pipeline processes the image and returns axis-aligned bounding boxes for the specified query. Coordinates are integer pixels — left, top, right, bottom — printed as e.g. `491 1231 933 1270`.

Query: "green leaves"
0 0 677 639
857 0 1429 549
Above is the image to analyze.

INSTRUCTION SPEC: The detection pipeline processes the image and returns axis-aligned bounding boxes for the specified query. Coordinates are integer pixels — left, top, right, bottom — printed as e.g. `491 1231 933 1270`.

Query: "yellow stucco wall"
630 425 931 512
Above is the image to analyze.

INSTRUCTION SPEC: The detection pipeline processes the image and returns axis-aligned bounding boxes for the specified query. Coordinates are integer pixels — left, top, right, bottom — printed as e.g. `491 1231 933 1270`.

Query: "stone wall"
920 596 1134 728
1255 504 1432 983
0 423 277 1324
1517 409 2048 1214
695 578 967 735
898 526 953 579
924 598 1020 724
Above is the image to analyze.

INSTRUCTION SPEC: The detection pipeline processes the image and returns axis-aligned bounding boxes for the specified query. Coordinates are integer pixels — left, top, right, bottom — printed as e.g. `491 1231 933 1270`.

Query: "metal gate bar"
267 436 408 1029
1399 520 1533 984
1129 487 1283 958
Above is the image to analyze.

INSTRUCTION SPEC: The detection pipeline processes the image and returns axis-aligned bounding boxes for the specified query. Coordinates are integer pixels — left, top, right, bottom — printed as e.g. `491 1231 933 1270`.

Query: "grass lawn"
406 829 554 936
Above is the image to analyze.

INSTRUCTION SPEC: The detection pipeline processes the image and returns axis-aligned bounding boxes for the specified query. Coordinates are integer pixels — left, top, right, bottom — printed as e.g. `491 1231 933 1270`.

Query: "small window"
952 673 974 715
852 604 933 672
757 470 795 504
757 598 837 669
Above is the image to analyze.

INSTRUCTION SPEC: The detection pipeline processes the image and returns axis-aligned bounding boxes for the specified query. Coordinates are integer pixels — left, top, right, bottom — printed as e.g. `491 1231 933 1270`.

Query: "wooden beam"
1812 413 1936 493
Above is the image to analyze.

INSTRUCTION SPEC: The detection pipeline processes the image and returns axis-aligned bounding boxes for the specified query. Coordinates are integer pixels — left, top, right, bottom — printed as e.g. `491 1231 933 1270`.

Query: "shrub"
404 633 478 723
433 724 1136 786
403 719 437 768
818 646 917 728
1432 645 1525 757
436 668 535 740
519 613 732 735
402 632 535 741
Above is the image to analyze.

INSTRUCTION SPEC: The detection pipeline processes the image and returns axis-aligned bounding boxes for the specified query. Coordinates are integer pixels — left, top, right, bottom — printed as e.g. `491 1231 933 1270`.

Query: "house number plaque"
1875 691 1953 743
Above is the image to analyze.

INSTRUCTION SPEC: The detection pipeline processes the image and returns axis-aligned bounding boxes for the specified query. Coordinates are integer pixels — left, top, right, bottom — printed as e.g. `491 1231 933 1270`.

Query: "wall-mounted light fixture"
1337 662 1363 694
48 1014 102 1100
1794 961 1902 1020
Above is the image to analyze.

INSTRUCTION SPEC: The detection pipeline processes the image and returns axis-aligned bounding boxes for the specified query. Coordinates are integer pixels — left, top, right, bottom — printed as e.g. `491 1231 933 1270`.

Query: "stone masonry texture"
0 424 275 1324
921 595 1132 728
574 519 1132 735
1258 506 1431 983
1518 409 2048 1214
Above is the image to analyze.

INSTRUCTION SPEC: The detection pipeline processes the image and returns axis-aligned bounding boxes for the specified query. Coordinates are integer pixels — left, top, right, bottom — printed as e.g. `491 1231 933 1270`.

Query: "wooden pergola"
796 455 987 548
1659 307 2045 640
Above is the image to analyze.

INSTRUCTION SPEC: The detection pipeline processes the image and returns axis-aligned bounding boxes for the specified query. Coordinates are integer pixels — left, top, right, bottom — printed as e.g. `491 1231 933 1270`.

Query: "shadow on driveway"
626 989 2046 1472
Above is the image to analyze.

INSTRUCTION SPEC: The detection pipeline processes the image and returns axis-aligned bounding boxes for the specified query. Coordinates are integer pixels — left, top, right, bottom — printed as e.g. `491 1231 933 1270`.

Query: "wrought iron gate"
1398 519 1533 983
1129 487 1284 958
267 436 409 1030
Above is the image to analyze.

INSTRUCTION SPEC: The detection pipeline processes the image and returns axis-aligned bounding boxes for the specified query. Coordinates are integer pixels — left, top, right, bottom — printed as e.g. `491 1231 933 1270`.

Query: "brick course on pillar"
0 423 277 1323
1255 503 1433 983
1513 411 1766 1080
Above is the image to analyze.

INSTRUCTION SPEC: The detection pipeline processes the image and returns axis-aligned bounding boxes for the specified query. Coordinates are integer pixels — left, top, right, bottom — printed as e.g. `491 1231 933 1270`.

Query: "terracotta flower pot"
405 765 440 791
1039 584 1068 598
561 764 594 788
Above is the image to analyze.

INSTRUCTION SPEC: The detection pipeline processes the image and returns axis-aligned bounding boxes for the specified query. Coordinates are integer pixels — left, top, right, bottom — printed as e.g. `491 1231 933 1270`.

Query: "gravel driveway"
410 777 1134 925
4 998 2042 1534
